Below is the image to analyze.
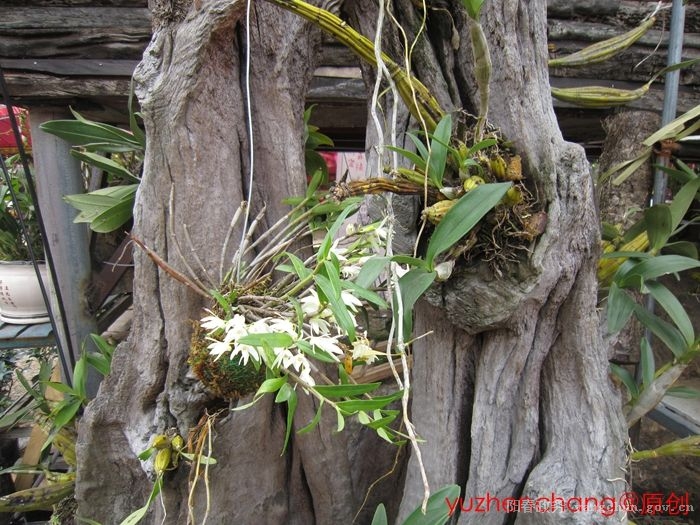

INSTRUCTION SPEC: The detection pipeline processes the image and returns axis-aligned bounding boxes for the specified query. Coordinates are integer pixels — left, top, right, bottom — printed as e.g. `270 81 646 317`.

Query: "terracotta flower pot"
0 261 50 324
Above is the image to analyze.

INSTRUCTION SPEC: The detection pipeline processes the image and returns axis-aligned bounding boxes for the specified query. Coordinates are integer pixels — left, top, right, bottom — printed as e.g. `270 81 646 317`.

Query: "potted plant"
0 154 49 324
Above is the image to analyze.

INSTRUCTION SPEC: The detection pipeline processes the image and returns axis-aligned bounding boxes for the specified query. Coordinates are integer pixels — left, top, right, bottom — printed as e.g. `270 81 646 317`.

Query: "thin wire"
235 0 256 282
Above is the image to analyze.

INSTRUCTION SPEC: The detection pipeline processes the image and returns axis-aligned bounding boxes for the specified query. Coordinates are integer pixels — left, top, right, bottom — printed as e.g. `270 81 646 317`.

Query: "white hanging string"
235 0 256 282
370 0 431 512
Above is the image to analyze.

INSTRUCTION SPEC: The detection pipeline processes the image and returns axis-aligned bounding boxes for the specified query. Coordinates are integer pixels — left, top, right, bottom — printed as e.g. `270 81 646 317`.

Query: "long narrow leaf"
633 304 689 358
645 281 695 346
640 337 655 389
619 255 700 288
70 151 139 182
425 182 510 268
426 114 452 188
606 282 637 334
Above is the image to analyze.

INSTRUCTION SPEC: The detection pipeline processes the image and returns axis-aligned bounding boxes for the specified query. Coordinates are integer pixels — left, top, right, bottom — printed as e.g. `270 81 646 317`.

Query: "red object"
0 105 31 155
319 151 337 180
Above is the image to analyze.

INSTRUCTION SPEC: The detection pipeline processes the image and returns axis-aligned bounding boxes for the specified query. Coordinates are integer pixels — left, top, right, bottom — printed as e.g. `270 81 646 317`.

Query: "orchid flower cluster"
199 214 389 391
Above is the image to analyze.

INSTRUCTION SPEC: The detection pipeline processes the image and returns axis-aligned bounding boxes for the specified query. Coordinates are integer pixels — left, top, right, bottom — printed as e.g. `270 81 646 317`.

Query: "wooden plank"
1 8 151 30
3 0 146 6
0 59 139 77
0 31 150 60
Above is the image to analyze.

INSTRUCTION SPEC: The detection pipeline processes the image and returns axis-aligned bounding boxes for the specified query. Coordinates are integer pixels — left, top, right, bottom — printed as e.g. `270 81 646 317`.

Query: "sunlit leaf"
397 268 437 334
237 333 295 349
70 150 139 183
354 256 390 289
119 476 162 525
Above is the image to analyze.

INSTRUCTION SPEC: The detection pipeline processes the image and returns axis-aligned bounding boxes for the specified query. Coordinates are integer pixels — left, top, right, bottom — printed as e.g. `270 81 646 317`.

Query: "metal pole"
651 0 686 206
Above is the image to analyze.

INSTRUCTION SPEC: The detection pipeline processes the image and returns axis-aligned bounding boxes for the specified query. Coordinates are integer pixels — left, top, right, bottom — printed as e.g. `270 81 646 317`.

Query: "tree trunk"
76 1 627 524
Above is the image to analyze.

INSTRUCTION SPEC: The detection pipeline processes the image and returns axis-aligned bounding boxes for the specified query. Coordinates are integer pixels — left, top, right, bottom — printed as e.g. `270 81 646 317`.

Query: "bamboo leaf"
425 182 510 268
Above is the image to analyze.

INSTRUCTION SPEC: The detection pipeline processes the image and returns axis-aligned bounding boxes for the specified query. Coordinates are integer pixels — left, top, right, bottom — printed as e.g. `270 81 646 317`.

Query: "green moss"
189 324 266 400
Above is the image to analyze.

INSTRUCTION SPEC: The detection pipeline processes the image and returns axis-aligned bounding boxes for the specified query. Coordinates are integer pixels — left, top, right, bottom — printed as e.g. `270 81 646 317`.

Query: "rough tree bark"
76 1 627 524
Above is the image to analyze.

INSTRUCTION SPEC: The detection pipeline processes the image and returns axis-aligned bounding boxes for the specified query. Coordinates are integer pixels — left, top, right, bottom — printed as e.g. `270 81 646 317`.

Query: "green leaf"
90 198 135 233
314 273 356 340
662 241 698 259
73 354 87 400
619 255 700 288
51 399 82 429
254 376 288 396
90 334 115 361
644 205 673 253
669 177 700 232
316 202 360 263
341 280 389 309
385 145 426 171
606 283 637 334
137 447 155 461
313 382 381 398
297 339 338 364
70 150 139 182
281 387 297 454
426 114 452 188
403 484 462 525
397 268 437 334
406 132 430 162
364 411 400 430
119 476 162 525
297 399 324 435
335 390 403 414
391 255 429 269
177 453 217 465
336 409 345 432
354 256 390 289
41 117 141 152
371 503 388 525
645 281 695 346
665 386 700 399
640 337 655 389
610 363 639 399
425 182 511 268
237 332 295 349
633 304 689 358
